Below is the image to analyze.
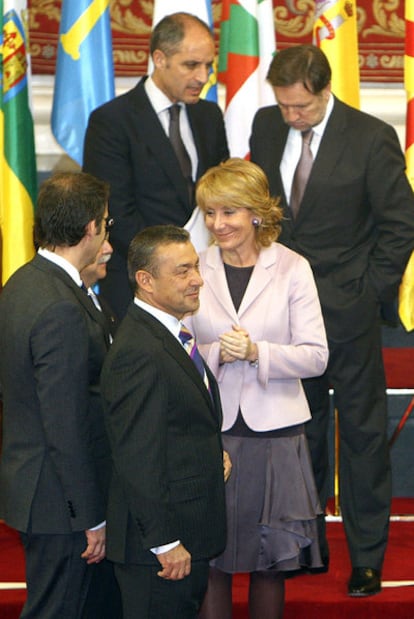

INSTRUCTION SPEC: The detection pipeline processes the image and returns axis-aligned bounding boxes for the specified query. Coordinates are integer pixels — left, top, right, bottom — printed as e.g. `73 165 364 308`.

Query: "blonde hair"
196 158 283 247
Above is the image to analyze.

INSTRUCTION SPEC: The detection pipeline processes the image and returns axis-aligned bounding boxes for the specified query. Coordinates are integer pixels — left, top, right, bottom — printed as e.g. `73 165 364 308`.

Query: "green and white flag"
219 0 276 158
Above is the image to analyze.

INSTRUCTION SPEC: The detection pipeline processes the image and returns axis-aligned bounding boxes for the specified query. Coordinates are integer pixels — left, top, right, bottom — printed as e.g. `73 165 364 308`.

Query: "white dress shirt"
145 76 197 180
38 247 83 286
280 94 334 204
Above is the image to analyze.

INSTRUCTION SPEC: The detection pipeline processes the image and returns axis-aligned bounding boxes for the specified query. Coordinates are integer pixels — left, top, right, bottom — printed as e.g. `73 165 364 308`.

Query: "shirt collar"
145 75 183 116
288 92 334 144
312 93 334 138
134 297 181 339
38 247 83 287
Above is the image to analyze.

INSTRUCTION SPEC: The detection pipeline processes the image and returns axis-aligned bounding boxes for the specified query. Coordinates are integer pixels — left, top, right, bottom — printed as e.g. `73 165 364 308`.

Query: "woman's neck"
221 246 259 267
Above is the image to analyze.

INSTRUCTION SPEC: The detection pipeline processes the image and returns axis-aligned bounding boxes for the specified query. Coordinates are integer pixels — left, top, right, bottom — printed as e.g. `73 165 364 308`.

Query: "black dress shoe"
348 567 381 597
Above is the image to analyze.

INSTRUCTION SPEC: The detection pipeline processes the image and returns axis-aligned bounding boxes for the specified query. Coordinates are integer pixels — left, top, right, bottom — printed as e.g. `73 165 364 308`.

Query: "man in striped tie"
101 225 230 619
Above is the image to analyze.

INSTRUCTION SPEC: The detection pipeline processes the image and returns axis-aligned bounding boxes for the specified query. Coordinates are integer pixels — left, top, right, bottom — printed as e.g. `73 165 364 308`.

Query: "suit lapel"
33 255 111 346
187 104 206 179
132 306 214 412
268 120 290 207
295 97 348 223
203 247 239 322
238 247 275 317
163 332 214 411
203 246 275 320
130 81 192 215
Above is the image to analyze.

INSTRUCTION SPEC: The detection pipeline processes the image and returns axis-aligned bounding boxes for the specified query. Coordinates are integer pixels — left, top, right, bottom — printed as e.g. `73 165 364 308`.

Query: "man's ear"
152 48 166 70
84 219 96 239
135 270 153 292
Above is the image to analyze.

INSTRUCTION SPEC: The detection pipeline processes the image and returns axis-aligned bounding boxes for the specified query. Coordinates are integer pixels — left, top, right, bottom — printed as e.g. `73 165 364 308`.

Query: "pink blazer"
186 243 329 431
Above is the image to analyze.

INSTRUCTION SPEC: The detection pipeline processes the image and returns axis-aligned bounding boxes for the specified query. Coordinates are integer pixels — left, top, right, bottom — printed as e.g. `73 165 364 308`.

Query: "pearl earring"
252 218 260 227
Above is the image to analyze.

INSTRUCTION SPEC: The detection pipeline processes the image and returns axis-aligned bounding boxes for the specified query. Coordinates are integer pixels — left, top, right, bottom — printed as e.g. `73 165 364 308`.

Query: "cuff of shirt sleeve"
89 520 106 531
150 540 180 555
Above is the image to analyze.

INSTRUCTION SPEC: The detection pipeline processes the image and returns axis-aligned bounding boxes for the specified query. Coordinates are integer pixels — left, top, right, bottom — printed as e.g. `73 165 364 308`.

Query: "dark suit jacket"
250 97 414 342
100 304 226 565
83 78 229 318
0 255 112 534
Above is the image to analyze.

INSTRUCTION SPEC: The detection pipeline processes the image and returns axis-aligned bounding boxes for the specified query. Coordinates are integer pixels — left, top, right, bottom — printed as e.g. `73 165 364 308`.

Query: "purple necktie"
290 129 314 219
179 325 210 391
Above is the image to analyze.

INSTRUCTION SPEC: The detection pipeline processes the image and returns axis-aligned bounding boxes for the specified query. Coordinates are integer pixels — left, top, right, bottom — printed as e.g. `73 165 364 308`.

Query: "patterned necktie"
290 129 314 219
168 104 194 205
179 325 210 392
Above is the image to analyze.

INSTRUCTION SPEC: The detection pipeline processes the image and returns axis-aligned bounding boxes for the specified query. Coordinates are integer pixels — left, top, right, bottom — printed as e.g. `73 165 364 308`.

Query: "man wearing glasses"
0 172 121 618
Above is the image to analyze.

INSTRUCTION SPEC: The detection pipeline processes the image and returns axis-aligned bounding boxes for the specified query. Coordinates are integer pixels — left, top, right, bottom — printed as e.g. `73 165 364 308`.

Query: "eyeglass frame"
104 216 114 240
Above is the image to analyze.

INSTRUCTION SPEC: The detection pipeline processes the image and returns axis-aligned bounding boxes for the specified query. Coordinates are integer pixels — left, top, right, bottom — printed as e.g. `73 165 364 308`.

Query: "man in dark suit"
250 45 414 596
100 225 228 619
0 172 120 618
83 12 229 319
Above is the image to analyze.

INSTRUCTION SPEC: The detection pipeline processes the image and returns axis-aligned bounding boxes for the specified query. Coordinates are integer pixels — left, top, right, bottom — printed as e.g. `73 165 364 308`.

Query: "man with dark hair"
0 172 121 618
101 225 228 619
250 44 414 596
83 11 229 320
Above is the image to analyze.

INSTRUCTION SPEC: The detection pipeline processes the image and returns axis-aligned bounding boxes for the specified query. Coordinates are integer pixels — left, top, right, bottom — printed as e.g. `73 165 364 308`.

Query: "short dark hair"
150 12 212 57
267 44 331 94
34 172 109 248
128 225 190 289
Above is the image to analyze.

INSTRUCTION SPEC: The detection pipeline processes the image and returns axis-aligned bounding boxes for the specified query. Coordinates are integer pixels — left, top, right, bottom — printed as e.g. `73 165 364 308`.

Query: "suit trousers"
303 315 391 570
81 559 122 619
114 559 209 619
20 530 92 619
302 373 331 566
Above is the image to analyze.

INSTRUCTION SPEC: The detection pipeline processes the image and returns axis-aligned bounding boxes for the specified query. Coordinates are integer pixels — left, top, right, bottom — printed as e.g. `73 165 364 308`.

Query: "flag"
398 3 414 332
313 0 360 109
151 0 217 102
0 0 36 285
218 0 276 158
51 0 115 166
404 2 414 190
399 253 414 331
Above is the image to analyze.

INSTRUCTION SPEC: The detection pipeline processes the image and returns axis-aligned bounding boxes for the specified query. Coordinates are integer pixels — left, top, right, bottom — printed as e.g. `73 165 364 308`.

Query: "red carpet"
234 507 414 618
2 500 414 619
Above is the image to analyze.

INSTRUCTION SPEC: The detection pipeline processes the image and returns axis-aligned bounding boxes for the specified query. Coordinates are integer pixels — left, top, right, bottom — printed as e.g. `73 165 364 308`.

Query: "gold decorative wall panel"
28 0 405 83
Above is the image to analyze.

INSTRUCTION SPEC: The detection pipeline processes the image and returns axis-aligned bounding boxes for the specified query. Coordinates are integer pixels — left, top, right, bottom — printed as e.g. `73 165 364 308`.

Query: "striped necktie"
179 325 210 392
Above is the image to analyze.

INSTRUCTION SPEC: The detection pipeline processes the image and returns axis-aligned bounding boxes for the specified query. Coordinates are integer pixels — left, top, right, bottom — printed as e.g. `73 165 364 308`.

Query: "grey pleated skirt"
212 430 323 574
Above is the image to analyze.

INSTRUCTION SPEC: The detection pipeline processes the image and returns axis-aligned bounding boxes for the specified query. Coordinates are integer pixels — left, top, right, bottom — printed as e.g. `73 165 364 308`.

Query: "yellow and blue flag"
151 0 217 103
0 0 37 284
51 0 115 165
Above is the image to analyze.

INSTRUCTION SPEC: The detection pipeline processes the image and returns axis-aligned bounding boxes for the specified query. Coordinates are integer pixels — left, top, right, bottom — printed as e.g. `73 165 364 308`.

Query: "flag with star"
0 0 37 285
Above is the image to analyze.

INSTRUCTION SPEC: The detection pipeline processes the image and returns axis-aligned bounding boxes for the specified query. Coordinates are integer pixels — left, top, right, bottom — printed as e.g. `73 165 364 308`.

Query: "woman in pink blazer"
186 159 329 619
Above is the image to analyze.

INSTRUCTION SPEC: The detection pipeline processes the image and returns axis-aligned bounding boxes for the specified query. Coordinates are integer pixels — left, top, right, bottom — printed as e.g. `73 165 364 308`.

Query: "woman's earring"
252 218 260 227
